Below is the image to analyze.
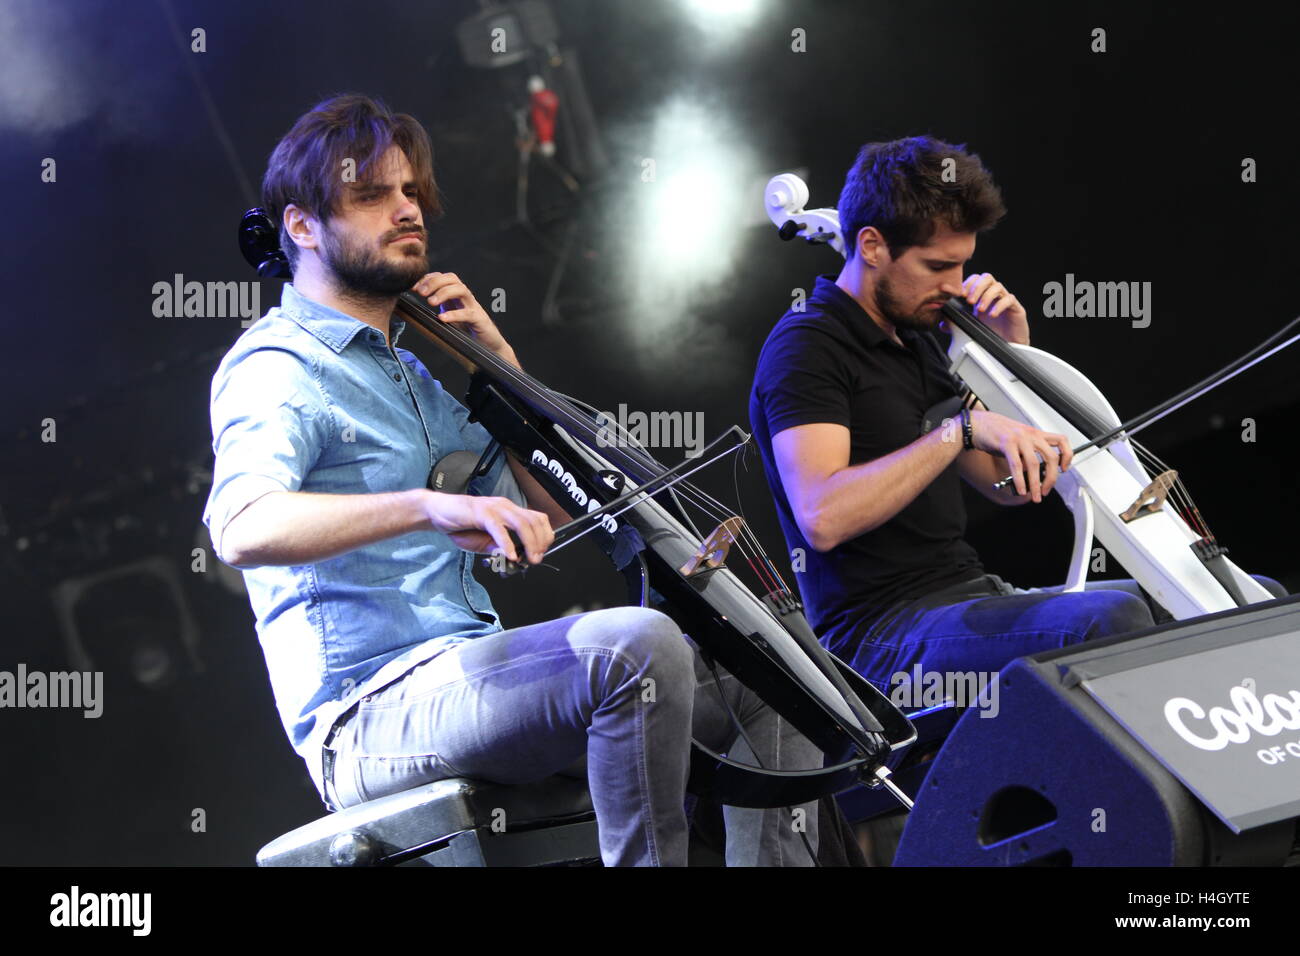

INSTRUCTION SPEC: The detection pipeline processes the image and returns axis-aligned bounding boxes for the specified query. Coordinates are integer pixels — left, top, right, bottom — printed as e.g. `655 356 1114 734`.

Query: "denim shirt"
201 283 525 799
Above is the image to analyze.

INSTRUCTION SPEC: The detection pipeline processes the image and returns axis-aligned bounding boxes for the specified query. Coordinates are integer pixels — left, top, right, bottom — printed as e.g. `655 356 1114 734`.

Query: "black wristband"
961 406 974 450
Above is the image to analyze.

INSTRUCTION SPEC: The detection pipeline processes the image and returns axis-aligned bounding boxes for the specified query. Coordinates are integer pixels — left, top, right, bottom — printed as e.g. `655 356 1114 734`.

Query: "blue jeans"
828 572 1288 694
323 606 821 867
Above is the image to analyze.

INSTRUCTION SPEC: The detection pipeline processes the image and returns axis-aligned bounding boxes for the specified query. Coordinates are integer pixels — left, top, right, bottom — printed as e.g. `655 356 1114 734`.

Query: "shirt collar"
278 283 407 353
810 274 923 352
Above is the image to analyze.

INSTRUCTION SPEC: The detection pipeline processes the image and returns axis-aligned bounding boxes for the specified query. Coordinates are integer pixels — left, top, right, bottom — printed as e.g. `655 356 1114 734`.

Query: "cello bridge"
1121 470 1178 522
680 517 745 578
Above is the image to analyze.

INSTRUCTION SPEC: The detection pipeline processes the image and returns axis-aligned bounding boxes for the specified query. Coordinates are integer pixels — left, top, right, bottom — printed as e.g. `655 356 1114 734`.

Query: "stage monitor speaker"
894 593 1300 866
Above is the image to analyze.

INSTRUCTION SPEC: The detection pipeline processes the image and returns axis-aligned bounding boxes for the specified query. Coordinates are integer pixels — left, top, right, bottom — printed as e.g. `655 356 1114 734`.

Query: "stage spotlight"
50 556 204 690
623 97 758 334
454 1 559 69
678 0 764 34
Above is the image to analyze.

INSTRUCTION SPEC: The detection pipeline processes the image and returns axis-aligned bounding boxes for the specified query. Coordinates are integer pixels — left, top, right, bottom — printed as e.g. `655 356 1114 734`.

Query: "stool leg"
439 831 489 867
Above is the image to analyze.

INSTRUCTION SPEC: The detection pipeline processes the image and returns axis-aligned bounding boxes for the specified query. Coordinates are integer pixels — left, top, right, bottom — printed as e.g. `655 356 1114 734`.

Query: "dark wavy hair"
837 135 1006 260
261 93 443 268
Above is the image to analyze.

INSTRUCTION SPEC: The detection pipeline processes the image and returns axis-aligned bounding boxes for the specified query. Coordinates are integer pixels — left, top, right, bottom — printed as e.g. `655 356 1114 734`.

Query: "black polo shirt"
749 275 985 644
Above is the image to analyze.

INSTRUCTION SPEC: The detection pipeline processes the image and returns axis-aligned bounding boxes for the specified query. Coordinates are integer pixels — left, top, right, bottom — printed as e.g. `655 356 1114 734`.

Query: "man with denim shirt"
203 93 821 866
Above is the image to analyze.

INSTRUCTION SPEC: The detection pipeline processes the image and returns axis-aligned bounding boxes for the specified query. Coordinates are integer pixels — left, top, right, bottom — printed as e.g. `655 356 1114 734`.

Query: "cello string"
947 301 1115 440
545 447 781 587
550 398 816 640
1128 440 1212 537
961 329 1215 539
547 386 755 535
553 391 774 556
540 439 752 557
1134 441 1215 538
400 301 785 562
408 302 797 597
731 441 792 595
1125 437 1202 532
554 389 791 595
1129 443 1196 529
544 426 750 548
399 296 677 480
1075 429 1215 543
1109 438 1199 531
554 389 735 525
394 309 733 548
948 303 1294 541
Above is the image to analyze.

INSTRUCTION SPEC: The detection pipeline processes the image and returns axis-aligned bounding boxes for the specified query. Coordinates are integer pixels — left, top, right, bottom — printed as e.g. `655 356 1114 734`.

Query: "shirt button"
393 373 401 381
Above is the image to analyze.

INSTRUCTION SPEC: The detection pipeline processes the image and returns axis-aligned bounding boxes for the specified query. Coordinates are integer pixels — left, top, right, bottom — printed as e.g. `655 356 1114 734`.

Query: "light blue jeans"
323 606 821 866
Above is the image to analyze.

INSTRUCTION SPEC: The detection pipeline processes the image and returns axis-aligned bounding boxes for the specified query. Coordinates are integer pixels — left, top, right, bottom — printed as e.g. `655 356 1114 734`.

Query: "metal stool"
257 775 599 867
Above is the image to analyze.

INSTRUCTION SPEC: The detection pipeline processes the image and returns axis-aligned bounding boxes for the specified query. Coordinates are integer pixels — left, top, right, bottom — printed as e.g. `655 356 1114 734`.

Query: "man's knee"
1082 590 1155 640
1252 574 1288 599
576 606 693 677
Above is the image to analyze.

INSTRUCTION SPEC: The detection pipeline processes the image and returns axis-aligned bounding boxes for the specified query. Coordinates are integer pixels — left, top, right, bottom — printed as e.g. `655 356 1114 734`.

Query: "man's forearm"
220 489 431 569
810 428 963 550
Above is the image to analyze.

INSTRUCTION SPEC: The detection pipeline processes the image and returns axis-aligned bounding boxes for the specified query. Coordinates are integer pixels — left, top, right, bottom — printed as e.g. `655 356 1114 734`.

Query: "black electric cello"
238 207 916 810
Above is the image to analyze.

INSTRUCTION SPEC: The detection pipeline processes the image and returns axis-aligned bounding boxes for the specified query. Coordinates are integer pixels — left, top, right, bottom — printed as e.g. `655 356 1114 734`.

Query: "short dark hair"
261 93 443 268
837 135 1006 260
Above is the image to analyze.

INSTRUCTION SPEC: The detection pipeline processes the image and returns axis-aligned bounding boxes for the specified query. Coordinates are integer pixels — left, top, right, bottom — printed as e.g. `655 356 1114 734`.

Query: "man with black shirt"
748 136 1285 694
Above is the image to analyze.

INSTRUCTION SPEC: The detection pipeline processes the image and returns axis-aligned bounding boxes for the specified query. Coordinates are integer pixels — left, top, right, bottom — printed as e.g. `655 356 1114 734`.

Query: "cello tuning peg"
777 219 805 241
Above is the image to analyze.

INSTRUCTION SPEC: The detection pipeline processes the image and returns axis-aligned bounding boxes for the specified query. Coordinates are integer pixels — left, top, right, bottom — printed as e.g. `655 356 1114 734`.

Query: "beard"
876 272 942 333
319 222 428 303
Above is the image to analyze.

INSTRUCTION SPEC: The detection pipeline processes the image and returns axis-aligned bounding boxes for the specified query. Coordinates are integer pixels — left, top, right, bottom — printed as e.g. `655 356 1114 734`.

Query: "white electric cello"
765 172 1299 620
